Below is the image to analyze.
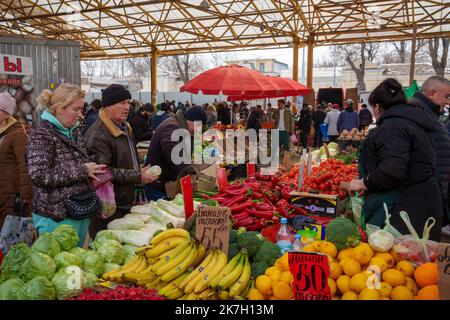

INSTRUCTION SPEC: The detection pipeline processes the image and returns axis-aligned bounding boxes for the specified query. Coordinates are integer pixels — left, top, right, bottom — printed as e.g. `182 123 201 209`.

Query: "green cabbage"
68 247 89 259
51 224 79 251
90 230 119 251
17 276 56 300
54 252 82 270
31 233 61 258
103 263 121 273
97 240 125 265
51 266 87 300
19 252 56 282
1 243 31 279
123 244 139 263
82 251 104 277
85 272 98 288
0 278 25 300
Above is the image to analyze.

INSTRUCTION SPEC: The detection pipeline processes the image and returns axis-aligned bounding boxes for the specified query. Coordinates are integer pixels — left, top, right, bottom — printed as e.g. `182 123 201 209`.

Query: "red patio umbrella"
227 76 310 101
180 64 282 97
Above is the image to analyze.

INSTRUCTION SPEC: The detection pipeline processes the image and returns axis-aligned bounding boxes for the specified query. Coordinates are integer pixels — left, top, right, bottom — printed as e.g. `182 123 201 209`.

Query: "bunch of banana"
143 228 191 260
213 250 252 300
102 255 149 283
177 248 228 300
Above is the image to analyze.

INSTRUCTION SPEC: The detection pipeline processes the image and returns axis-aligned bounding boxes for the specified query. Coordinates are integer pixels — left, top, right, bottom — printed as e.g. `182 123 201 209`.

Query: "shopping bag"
350 192 365 229
290 132 298 144
0 196 35 255
320 123 329 141
92 169 116 220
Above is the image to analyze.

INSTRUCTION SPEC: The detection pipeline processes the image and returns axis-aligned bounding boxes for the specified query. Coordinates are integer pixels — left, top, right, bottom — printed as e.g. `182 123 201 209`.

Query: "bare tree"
428 37 450 76
210 52 224 68
158 54 205 83
391 40 428 64
127 57 151 78
81 60 98 77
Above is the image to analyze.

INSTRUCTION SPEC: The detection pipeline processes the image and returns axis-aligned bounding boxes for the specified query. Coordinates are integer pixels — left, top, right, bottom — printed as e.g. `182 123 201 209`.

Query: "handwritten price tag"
289 252 331 300
437 243 450 300
195 206 231 256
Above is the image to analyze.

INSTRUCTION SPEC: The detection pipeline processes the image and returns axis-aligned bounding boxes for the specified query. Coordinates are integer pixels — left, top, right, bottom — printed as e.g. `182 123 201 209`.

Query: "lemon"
378 282 393 298
337 248 353 261
302 245 317 253
311 240 322 251
396 260 415 277
336 275 351 294
369 257 388 273
265 266 282 282
342 259 361 277
351 243 374 265
328 278 337 296
275 253 290 271
341 291 358 300
319 241 338 258
247 288 264 300
279 271 293 285
329 262 343 280
404 276 419 296
382 269 405 287
255 275 273 295
350 273 368 293
272 281 293 300
390 285 414 300
358 287 380 300
375 252 395 268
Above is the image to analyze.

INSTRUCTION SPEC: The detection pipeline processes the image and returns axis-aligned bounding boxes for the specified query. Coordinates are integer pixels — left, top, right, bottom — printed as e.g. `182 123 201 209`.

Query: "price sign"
216 167 228 192
195 206 231 256
180 175 194 220
437 243 450 300
247 162 256 178
289 252 332 300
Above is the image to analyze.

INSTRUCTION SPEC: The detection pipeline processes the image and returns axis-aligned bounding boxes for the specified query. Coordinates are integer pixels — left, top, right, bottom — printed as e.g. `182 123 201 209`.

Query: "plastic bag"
393 211 439 266
92 169 116 220
350 192 364 228
290 132 298 144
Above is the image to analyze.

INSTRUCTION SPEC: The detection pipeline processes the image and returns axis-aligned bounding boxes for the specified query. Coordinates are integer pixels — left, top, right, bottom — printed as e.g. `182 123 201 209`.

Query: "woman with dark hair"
347 78 443 241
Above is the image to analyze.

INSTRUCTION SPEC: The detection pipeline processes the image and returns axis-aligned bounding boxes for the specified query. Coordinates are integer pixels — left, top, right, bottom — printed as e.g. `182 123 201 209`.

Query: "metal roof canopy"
0 0 449 60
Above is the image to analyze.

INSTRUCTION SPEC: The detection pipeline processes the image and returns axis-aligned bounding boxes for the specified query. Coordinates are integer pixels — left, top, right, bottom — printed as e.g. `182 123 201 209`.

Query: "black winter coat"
361 104 443 241
217 107 231 125
409 92 450 218
298 109 312 132
313 110 326 130
246 111 261 132
130 112 153 143
358 108 373 126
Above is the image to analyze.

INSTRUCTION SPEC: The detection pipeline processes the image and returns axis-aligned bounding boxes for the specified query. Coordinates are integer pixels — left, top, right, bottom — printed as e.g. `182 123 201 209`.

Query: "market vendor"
85 84 158 237
347 78 443 241
144 106 207 201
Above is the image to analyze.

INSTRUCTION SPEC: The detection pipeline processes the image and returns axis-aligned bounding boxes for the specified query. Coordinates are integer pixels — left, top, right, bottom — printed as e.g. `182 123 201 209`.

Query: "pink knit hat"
0 92 16 115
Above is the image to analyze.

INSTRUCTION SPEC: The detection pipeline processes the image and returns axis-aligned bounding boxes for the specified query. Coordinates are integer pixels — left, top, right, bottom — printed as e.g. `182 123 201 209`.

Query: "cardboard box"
290 192 339 218
197 172 216 192
293 215 333 240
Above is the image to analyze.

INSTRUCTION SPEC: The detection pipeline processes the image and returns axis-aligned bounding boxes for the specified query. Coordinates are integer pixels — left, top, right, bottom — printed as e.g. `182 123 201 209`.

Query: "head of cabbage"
31 233 61 258
68 247 89 259
0 278 25 300
51 224 79 251
54 252 82 271
19 252 56 282
51 266 87 300
82 251 104 277
17 276 56 300
90 230 119 251
97 240 125 265
84 272 98 288
1 243 30 279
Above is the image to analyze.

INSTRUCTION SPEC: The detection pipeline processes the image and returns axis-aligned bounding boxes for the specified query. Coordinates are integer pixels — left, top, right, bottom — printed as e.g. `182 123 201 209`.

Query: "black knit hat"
101 84 132 107
185 105 207 124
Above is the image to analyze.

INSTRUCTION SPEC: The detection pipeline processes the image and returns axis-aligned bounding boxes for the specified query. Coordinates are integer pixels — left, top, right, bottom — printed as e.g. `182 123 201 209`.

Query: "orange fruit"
255 275 272 295
369 257 388 273
329 262 343 280
375 252 395 268
247 288 264 300
396 260 415 277
349 273 368 293
377 282 393 298
328 278 337 296
358 288 380 300
382 269 405 287
337 248 353 261
404 277 419 296
272 281 293 300
319 241 338 258
417 285 439 300
414 262 438 288
336 275 352 294
351 243 374 265
390 285 414 300
389 248 400 263
279 271 293 285
341 291 358 300
342 259 361 277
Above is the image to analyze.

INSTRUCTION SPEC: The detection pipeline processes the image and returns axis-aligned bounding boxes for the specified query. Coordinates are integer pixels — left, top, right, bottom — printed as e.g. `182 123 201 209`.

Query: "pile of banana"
101 228 253 300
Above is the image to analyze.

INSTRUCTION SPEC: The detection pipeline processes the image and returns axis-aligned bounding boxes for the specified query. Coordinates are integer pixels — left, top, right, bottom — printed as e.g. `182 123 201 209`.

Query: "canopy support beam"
409 27 417 86
306 37 314 90
151 46 158 108
292 36 300 107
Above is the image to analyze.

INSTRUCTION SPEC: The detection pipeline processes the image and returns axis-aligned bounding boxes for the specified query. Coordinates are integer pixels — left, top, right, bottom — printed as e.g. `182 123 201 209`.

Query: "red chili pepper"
224 188 246 196
245 208 273 219
232 212 249 220
231 200 253 213
285 203 309 215
254 203 273 211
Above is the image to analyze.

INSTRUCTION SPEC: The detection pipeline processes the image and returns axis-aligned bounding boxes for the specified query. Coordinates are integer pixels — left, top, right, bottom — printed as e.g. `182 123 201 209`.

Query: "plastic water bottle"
292 234 302 252
276 218 292 254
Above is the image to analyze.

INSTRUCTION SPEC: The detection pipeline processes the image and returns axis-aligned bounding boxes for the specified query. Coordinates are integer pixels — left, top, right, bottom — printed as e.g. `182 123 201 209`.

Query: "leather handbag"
65 189 101 220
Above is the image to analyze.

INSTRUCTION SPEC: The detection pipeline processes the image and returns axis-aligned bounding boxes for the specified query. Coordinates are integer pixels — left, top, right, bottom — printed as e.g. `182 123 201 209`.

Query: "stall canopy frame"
0 0 448 60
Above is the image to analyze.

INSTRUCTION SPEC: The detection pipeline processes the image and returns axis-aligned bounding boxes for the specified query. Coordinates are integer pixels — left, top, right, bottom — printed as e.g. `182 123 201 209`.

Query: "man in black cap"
85 84 157 237
130 103 154 143
144 105 207 200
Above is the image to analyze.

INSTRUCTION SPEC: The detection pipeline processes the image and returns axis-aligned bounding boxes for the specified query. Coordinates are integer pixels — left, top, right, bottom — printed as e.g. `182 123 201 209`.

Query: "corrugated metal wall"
0 36 81 95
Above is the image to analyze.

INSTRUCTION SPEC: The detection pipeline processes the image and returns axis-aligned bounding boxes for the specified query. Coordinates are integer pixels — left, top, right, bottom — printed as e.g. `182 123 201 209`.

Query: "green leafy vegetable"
54 252 82 271
82 251 104 277
96 240 125 265
20 252 56 282
51 224 79 251
0 278 25 300
31 233 61 258
0 243 31 279
17 276 56 300
51 266 87 300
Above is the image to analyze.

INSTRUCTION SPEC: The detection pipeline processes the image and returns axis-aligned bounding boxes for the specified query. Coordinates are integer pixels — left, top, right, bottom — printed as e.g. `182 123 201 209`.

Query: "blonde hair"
38 83 85 115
